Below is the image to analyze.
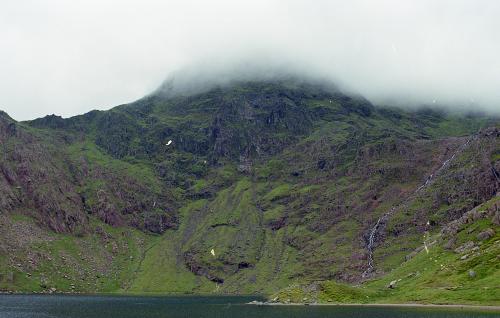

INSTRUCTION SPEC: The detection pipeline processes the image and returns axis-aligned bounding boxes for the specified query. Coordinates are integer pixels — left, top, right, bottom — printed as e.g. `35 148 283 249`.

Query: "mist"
1 0 499 120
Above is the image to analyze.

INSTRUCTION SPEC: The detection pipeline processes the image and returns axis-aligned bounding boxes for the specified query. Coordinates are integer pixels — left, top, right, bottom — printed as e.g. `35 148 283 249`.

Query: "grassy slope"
271 196 500 305
1 82 498 303
125 231 214 294
125 180 308 295
0 214 150 293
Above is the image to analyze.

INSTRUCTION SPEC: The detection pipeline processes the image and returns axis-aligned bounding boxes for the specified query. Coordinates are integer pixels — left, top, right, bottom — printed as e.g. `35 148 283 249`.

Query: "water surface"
0 295 497 318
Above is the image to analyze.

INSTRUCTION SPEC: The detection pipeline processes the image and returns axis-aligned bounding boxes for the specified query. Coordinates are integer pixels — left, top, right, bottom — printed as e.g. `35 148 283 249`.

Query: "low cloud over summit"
1 0 499 120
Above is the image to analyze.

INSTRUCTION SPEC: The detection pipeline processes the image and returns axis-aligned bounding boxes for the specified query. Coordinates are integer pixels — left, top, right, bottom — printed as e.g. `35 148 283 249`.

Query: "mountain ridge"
0 79 498 303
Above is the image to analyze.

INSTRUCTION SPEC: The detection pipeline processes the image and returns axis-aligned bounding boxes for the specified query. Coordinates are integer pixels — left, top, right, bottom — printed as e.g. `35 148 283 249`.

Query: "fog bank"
1 0 499 120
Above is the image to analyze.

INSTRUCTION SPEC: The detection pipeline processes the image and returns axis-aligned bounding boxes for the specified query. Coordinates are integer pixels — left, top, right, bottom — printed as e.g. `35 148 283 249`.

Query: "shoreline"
249 302 500 311
1 293 498 311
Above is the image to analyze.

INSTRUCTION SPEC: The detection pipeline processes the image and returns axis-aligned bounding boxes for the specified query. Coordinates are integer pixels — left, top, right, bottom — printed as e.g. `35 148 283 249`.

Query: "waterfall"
361 136 475 278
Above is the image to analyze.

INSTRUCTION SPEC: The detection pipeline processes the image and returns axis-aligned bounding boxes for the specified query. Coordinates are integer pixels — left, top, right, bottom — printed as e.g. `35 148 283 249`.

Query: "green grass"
272 196 500 306
0 214 151 293
263 184 292 202
263 205 285 223
67 140 162 192
2 79 498 302
368 199 500 305
318 281 377 303
491 150 500 163
126 231 215 294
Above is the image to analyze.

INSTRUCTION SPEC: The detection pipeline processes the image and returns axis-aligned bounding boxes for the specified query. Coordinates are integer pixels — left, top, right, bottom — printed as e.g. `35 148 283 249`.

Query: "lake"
0 295 498 318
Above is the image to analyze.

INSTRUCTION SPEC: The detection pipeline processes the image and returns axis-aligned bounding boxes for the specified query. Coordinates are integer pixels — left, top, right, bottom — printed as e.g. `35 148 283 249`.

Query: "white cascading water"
361 136 475 278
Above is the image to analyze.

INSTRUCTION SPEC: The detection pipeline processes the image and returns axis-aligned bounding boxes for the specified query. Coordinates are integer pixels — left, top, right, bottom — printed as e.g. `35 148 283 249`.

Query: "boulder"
454 241 475 254
387 280 398 289
477 228 495 241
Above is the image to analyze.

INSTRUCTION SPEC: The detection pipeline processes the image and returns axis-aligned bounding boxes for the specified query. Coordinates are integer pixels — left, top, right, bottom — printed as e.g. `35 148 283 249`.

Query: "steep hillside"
0 80 498 300
272 195 500 305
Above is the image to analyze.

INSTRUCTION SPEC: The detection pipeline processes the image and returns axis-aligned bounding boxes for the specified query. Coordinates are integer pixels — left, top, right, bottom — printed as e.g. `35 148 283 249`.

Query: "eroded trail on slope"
362 136 476 278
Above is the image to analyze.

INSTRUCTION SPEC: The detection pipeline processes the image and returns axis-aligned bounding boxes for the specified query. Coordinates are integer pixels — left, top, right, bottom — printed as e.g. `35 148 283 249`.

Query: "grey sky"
1 0 499 120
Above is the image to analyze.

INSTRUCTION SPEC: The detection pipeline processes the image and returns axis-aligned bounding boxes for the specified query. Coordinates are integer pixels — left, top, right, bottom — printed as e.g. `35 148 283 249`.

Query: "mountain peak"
0 110 15 123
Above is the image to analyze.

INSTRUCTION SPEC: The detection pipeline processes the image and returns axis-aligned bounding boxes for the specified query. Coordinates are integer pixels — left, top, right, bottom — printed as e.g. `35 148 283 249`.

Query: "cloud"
0 0 499 120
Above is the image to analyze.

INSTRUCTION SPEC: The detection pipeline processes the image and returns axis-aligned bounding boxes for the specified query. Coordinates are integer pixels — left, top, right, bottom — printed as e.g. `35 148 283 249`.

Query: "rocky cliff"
0 80 498 300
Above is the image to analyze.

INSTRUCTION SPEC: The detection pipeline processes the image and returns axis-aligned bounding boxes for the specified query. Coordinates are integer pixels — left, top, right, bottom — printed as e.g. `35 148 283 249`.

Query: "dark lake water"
0 295 498 318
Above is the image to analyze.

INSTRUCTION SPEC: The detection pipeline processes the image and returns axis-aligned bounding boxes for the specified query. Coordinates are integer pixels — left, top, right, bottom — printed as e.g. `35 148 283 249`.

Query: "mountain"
0 79 498 304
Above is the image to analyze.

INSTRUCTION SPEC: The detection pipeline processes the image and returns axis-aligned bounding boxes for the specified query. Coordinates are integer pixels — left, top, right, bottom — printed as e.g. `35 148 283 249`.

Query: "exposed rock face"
441 194 499 245
0 80 499 291
0 115 88 233
183 251 224 284
0 113 176 234
93 190 124 227
454 241 476 254
477 228 495 241
480 126 500 138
